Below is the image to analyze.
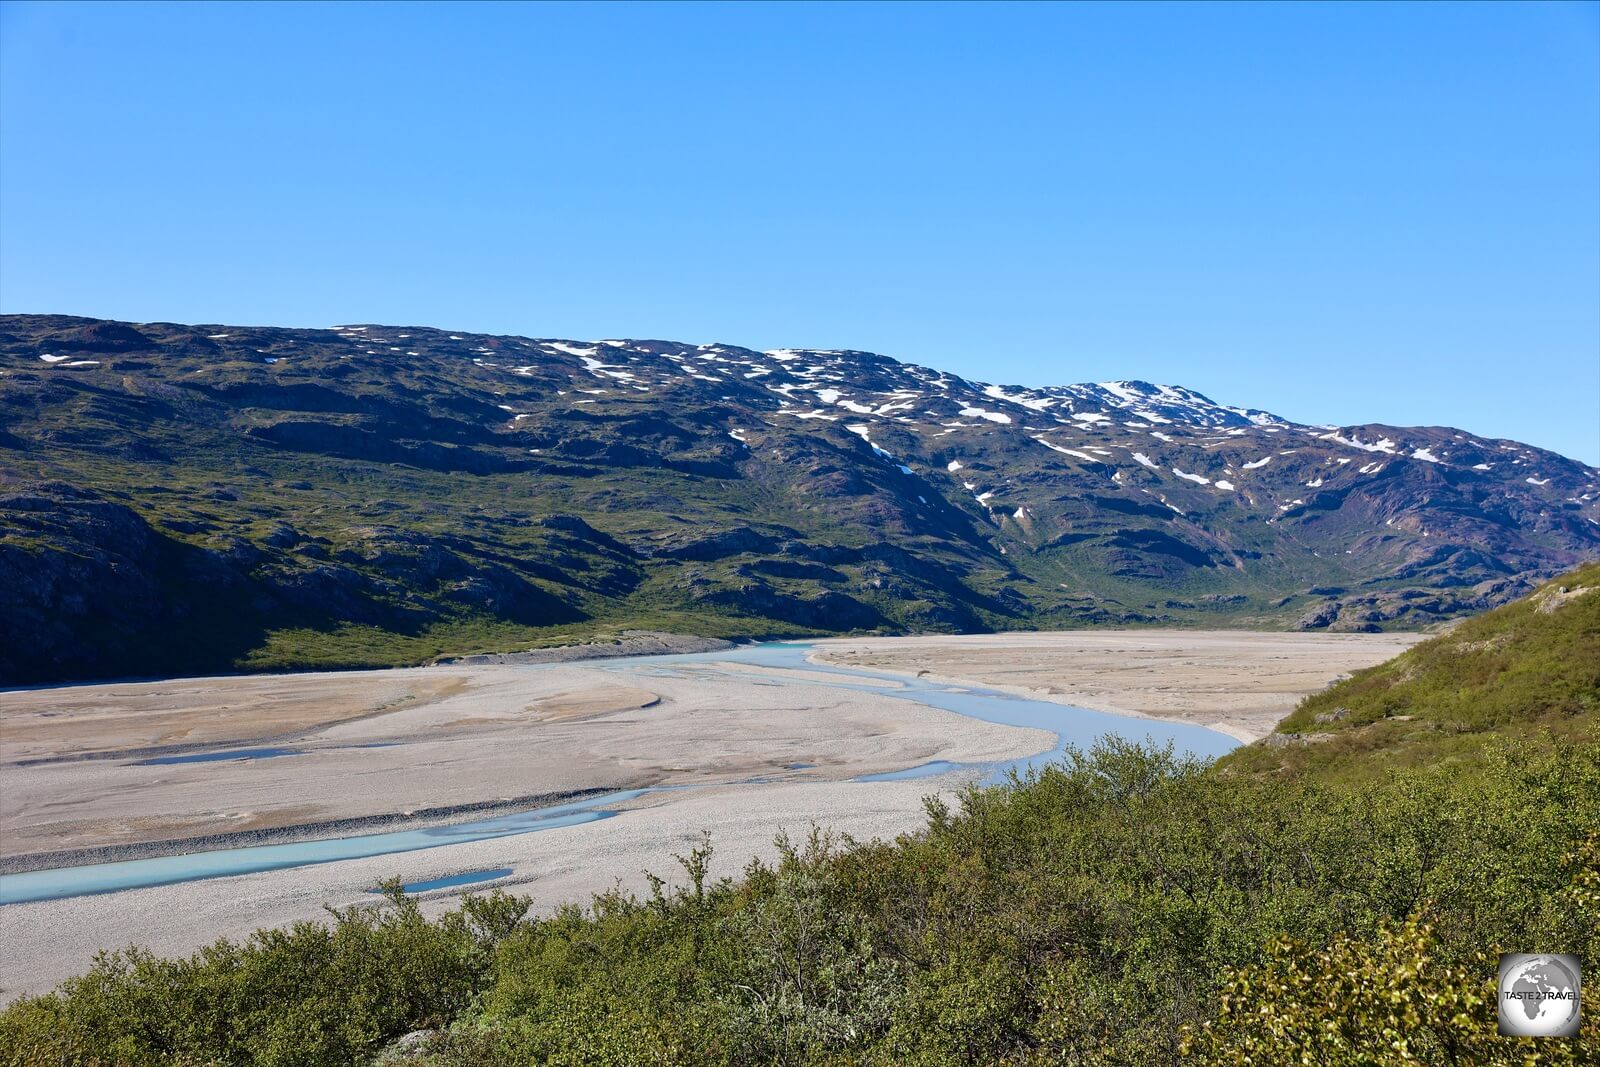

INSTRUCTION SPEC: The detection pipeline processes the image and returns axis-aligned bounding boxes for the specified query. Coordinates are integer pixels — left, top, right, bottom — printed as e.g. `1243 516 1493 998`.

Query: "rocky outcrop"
0 486 253 683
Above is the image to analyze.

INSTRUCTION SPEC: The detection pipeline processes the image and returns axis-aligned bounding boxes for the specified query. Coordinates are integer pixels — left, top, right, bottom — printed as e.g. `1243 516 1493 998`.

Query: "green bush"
7 737 1592 1065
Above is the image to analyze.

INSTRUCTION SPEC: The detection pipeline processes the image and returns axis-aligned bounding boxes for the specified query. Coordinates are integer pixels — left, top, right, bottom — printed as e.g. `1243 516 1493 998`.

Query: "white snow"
845 423 895 460
1032 436 1095 461
1171 468 1211 485
1278 499 1305 511
1305 477 1324 487
815 388 843 404
1410 448 1440 463
982 384 1054 411
1150 431 1174 442
1526 476 1550 486
946 460 964 471
959 406 1013 424
1242 456 1272 470
976 491 994 503
1473 463 1493 471
1320 431 1398 454
38 354 70 363
1097 381 1144 405
207 333 231 339
1070 411 1111 425
1131 452 1159 469
1214 480 1235 491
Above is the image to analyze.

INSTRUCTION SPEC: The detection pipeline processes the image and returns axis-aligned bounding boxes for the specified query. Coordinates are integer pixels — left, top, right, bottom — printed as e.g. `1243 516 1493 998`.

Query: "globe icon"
1500 954 1581 1037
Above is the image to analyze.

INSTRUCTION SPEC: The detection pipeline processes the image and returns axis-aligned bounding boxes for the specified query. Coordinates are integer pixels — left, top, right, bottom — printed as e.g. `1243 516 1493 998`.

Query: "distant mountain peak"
1 313 1595 686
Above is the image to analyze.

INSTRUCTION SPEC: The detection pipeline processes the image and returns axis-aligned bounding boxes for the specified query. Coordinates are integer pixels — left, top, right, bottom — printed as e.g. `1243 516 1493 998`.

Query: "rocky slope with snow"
2 314 1595 684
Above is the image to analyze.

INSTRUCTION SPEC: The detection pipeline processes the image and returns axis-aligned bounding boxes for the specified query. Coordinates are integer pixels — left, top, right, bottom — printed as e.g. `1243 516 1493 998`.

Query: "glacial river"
0 643 1236 905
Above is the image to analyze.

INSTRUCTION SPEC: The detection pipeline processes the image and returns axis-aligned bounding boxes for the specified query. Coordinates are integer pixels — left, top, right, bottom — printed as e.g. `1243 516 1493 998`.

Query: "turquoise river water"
0 642 1235 905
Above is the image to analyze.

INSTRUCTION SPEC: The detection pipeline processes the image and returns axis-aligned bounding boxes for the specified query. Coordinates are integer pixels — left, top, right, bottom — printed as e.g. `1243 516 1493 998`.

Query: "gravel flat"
809 629 1423 742
0 653 1047 999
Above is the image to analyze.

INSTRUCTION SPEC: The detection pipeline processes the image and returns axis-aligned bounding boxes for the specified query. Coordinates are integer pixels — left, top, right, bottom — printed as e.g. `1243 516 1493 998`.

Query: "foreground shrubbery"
4 737 1596 1066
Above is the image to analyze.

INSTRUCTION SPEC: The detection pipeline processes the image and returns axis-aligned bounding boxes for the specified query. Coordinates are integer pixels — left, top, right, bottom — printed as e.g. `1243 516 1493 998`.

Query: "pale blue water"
1 642 1236 905
0 790 646 905
854 760 964 782
138 746 302 765
370 867 514 894
605 642 1237 785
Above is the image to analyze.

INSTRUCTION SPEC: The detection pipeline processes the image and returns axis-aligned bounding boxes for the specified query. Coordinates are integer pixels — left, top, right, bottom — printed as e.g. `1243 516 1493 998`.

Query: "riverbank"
0 630 1405 999
0 650 1050 998
809 630 1423 742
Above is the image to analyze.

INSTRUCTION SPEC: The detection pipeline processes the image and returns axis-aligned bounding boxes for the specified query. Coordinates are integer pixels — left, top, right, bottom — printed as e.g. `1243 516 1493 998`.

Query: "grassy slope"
3 568 1598 1065
1221 561 1600 783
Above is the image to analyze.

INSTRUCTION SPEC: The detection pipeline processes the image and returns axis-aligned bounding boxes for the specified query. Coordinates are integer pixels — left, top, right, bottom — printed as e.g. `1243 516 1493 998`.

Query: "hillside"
4 567 1595 1064
1223 561 1600 781
2 314 1596 684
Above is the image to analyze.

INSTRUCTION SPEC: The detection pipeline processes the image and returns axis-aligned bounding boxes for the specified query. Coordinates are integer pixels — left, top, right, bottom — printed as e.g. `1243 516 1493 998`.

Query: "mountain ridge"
2 313 1596 684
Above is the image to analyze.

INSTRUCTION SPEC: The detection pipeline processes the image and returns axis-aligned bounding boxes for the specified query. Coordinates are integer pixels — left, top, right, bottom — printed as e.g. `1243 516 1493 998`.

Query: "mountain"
2 313 1596 684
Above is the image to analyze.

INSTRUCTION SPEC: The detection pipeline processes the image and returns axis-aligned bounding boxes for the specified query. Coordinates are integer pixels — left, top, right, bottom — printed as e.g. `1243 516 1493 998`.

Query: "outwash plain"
810 629 1424 743
0 631 1410 998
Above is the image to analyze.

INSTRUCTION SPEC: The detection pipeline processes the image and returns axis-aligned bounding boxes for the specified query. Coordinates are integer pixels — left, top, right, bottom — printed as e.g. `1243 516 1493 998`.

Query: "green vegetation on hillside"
1223 561 1600 784
3 567 1597 1065
7 315 1597 685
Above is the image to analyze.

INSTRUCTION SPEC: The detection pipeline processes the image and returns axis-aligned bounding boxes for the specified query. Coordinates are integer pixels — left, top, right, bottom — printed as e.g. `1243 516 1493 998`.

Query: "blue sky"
3 2 1597 462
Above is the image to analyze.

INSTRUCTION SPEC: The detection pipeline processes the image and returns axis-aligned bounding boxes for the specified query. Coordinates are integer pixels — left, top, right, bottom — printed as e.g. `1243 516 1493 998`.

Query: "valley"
0 630 1406 999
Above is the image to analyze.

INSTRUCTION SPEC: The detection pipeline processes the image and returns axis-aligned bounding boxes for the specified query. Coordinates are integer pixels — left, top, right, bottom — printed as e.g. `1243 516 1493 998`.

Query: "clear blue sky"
3 2 1597 462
